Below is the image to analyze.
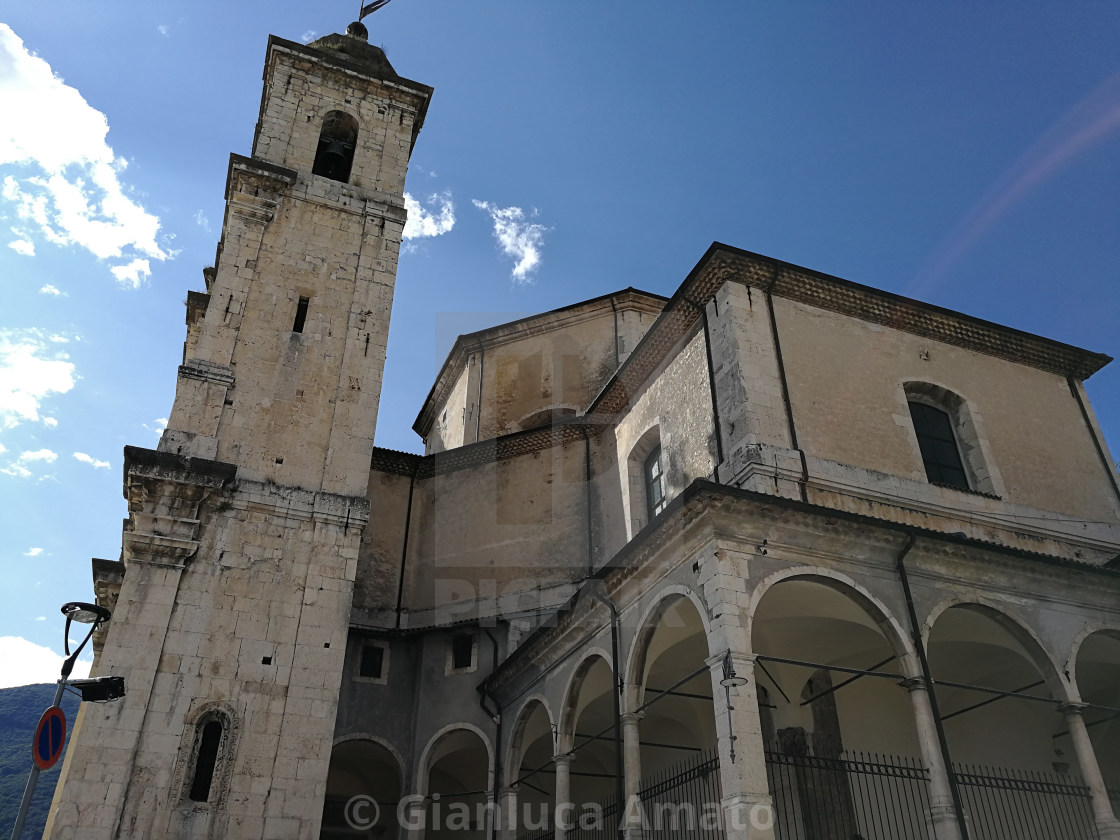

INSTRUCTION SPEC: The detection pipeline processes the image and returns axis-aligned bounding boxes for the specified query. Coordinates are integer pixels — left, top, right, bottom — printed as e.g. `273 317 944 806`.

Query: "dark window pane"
909 401 969 490
359 645 384 679
645 445 666 520
452 633 473 670
189 720 223 802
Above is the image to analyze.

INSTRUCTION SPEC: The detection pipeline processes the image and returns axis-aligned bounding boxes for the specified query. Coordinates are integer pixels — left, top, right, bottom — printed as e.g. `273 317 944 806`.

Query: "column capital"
899 675 930 692
553 752 575 768
620 711 645 726
1058 701 1089 716
499 785 519 796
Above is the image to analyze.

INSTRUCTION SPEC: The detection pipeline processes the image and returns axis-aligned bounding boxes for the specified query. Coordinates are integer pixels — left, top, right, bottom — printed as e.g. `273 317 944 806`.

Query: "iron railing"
766 746 1119 840
767 748 930 840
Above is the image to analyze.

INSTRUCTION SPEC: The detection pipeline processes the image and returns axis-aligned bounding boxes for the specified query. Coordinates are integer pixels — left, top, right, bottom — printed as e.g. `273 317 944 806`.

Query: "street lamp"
8 601 123 840
720 652 748 763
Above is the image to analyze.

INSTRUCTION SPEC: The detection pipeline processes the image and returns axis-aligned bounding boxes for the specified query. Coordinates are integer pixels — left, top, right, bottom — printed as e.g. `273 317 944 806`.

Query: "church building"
46 21 1120 840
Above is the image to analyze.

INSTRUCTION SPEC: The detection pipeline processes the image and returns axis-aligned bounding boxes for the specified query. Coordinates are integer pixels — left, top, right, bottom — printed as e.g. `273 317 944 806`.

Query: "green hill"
0 684 82 840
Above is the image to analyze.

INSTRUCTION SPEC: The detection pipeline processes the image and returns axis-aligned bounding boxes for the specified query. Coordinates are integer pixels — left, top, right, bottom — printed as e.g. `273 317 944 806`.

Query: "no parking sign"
32 706 66 771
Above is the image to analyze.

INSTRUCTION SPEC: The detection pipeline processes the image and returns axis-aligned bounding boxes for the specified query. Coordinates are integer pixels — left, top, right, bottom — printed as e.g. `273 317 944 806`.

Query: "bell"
313 138 354 181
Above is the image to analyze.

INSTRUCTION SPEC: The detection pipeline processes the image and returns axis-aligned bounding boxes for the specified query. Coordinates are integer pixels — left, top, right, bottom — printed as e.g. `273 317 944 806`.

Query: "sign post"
9 602 118 840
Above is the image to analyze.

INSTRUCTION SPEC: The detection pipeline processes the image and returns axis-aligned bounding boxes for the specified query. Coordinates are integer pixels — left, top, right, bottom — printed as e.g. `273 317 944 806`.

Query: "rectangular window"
451 633 474 671
908 401 969 490
293 296 310 333
645 444 667 521
358 644 384 680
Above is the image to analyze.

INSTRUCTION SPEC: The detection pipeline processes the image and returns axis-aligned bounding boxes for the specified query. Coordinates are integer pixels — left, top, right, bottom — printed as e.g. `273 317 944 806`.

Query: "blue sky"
1 2 1118 687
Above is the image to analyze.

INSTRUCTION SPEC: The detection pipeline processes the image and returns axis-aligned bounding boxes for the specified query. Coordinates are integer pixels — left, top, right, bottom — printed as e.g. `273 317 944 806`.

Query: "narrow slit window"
451 633 473 670
293 296 309 333
908 401 969 490
189 720 223 802
645 444 667 521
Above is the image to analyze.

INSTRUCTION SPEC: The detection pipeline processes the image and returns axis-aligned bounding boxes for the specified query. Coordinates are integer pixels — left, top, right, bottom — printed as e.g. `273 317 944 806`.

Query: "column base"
925 801 964 840
1094 818 1120 840
721 793 775 840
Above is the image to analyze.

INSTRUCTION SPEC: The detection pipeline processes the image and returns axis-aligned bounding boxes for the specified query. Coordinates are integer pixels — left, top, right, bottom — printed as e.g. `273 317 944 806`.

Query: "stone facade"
48 23 1120 840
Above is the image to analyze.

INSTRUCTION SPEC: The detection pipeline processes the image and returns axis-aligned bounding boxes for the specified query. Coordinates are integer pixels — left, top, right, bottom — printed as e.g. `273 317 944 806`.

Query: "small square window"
354 642 388 683
451 633 474 672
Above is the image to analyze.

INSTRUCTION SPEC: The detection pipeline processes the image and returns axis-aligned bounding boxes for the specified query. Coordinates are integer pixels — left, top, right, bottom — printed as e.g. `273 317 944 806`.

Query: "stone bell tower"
46 22 432 840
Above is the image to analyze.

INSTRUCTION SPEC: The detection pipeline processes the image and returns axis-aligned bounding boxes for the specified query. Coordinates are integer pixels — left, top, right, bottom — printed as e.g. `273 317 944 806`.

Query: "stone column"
621 711 645 838
1060 703 1120 840
497 787 519 840
707 652 775 840
554 753 574 840
900 676 963 840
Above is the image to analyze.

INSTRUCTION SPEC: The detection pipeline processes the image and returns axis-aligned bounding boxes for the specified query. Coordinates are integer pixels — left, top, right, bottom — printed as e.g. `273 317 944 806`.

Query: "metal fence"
767 748 931 840
766 747 1119 840
522 751 722 840
955 764 1100 840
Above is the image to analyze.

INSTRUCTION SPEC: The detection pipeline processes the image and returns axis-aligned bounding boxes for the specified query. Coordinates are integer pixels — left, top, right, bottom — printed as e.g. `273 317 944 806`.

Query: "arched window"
175 705 236 808
312 110 359 183
904 382 999 495
626 425 667 535
908 401 968 489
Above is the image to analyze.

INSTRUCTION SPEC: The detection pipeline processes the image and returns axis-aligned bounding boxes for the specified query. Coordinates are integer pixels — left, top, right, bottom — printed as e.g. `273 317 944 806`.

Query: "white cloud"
0 328 77 429
0 463 31 478
403 191 455 240
146 416 168 437
42 416 58 427
472 200 549 283
302 30 319 43
157 24 170 37
73 451 110 469
110 257 151 288
19 449 57 463
0 636 91 688
194 209 210 232
0 25 172 284
24 547 43 557
39 283 66 296
8 237 33 255
35 616 45 621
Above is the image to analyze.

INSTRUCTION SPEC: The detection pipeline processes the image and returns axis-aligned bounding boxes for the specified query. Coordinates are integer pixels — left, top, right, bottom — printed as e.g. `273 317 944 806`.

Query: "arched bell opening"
320 738 402 840
313 110 359 183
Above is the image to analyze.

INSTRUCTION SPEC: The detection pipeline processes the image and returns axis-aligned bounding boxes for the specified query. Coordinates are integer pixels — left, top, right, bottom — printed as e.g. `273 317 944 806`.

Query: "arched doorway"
321 739 403 840
424 728 491 840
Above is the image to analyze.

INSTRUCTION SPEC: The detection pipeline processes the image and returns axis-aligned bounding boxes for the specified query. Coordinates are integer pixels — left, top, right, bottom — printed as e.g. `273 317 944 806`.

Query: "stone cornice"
589 244 1110 420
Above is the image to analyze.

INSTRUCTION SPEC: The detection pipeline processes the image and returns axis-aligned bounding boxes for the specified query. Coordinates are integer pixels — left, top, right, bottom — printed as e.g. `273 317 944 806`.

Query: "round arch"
322 736 404 837
1066 622 1120 689
924 596 1068 698
556 648 613 753
623 584 714 711
414 723 494 795
506 695 556 785
747 566 919 675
